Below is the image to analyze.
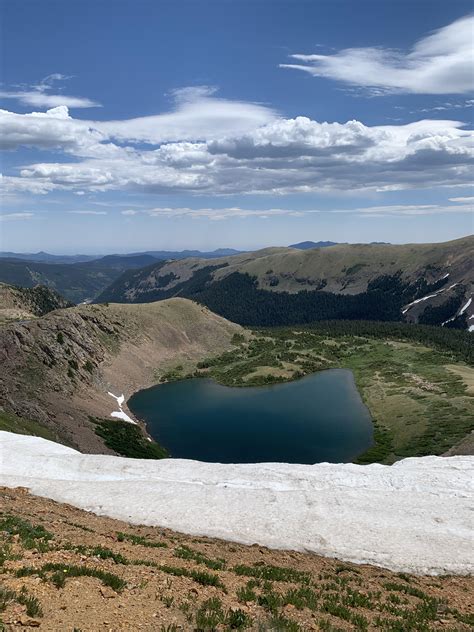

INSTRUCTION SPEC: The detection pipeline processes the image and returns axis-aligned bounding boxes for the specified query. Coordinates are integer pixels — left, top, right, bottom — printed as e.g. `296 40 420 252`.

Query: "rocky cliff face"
0 299 242 453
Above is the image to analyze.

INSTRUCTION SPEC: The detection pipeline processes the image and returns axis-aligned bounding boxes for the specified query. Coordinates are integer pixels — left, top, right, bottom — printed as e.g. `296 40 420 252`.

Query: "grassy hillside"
96 237 473 328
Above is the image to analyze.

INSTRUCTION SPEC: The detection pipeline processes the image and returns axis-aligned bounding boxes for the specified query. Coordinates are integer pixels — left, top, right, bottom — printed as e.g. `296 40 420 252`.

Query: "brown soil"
1 487 472 632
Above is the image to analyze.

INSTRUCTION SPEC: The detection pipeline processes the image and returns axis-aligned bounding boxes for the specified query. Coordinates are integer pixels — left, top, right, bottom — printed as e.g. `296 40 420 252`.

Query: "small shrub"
233 563 310 584
15 563 126 592
0 515 53 550
175 544 225 570
117 531 167 548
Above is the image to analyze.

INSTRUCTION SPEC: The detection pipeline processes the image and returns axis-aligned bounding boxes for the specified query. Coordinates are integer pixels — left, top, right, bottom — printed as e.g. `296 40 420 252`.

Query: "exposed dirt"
0 487 472 632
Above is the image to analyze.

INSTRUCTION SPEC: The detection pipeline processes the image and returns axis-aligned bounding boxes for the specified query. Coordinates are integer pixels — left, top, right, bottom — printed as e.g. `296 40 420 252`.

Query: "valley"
0 292 472 463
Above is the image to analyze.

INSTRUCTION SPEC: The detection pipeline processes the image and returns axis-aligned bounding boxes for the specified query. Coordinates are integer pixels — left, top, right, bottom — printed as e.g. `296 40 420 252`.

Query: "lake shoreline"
128 369 374 465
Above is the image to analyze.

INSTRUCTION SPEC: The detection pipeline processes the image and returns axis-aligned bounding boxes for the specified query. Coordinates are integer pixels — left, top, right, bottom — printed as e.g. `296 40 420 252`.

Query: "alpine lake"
128 369 373 464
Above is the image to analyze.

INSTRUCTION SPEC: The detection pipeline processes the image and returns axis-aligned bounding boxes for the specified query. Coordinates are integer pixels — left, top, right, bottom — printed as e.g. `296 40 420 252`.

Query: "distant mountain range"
289 241 390 249
2 239 471 329
289 241 340 249
96 237 473 329
0 249 244 302
0 248 243 265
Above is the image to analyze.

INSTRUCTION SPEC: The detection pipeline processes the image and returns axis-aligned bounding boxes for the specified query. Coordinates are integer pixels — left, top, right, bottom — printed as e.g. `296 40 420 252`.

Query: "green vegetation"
185 322 474 463
1 507 472 631
234 563 311 585
15 563 126 592
91 416 168 459
175 544 226 570
94 236 473 328
0 410 57 442
158 564 226 590
195 597 251 629
0 258 147 303
0 586 42 618
117 531 168 548
0 515 53 552
64 543 128 565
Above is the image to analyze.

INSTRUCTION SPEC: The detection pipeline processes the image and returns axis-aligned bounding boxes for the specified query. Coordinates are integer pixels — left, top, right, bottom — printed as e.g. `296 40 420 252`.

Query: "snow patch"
402 283 458 315
0 431 472 576
459 297 472 315
107 391 136 424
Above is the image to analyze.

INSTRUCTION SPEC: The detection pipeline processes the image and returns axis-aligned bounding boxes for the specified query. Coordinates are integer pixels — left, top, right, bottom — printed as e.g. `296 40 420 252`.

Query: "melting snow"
402 283 458 315
459 297 472 315
0 431 472 576
107 391 136 424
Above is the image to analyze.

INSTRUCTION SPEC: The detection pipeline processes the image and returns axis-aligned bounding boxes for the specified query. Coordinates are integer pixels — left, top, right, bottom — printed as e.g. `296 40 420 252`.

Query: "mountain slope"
0 283 73 325
0 257 162 303
96 237 474 328
0 250 246 303
0 299 242 453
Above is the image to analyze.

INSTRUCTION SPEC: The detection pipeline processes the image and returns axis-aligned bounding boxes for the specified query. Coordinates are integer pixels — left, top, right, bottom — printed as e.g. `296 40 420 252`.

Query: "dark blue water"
128 369 373 464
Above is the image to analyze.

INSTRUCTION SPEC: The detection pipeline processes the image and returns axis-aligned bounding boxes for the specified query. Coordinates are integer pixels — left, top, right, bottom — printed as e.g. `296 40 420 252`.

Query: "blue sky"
1 0 473 253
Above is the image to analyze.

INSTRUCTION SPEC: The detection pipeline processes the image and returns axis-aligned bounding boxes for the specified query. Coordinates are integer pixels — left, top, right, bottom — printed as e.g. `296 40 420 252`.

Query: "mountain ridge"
95 236 474 328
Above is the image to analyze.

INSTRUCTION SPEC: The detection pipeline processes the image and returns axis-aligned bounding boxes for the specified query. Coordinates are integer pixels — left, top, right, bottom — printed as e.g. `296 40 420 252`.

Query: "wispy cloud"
67 210 107 215
141 207 305 221
0 212 34 221
409 99 474 114
281 15 474 95
333 203 474 216
449 196 474 203
0 74 101 109
118 202 472 221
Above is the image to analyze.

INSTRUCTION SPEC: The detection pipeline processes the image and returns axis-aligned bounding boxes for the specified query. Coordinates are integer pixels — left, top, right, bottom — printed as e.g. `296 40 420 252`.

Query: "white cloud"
67 210 107 215
97 86 277 144
0 106 103 151
449 196 474 203
1 98 473 197
337 203 474 216
281 15 474 95
0 212 34 221
0 174 58 195
0 74 101 109
118 203 471 220
145 207 305 220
